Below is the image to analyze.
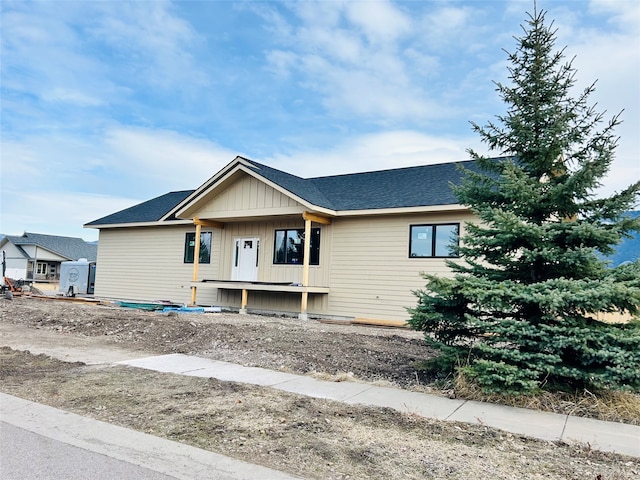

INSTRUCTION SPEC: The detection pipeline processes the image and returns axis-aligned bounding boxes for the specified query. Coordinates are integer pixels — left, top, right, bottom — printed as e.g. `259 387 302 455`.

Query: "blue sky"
1 0 638 241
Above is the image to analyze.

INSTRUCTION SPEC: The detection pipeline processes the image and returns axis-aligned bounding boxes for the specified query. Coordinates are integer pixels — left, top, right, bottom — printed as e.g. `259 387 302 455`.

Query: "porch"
188 211 333 319
192 279 330 319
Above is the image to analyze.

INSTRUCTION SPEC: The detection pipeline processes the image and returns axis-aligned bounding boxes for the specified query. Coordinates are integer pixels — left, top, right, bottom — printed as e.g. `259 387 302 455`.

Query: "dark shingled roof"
4 232 98 261
244 158 481 210
85 190 194 226
87 158 490 226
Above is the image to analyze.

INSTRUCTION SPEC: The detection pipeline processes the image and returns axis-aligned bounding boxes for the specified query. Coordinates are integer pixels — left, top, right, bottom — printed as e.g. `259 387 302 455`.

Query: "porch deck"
197 279 330 294
191 280 330 318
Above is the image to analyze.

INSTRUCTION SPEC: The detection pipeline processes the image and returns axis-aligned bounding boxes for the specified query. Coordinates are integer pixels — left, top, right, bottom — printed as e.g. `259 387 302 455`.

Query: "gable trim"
171 158 337 221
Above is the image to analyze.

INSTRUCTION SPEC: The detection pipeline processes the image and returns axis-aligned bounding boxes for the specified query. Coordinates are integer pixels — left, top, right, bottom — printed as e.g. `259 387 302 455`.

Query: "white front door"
232 237 259 281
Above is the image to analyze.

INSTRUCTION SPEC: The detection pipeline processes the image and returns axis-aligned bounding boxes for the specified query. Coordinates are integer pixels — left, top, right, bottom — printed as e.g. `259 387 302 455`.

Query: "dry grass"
453 371 640 425
3 348 639 480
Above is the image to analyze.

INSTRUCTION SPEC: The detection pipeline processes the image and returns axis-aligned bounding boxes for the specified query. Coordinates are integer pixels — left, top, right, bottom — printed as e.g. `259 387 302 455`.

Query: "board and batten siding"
327 211 475 322
94 225 220 305
196 174 305 219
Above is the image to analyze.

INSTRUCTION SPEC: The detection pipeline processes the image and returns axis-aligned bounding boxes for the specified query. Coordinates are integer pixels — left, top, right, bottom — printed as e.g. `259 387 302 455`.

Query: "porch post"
32 246 38 282
240 289 248 314
298 212 332 320
190 221 202 305
299 216 312 320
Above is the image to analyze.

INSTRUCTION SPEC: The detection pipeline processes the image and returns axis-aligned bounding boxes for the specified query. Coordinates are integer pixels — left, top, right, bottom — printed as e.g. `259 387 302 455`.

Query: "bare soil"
1 296 638 479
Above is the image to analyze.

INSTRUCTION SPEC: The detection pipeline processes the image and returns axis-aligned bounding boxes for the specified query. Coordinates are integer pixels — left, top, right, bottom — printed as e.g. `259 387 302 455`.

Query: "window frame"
184 231 212 264
409 223 460 258
273 227 321 265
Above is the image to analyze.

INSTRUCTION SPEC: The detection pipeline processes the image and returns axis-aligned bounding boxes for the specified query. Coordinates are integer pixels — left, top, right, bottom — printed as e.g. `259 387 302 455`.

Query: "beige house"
85 156 481 323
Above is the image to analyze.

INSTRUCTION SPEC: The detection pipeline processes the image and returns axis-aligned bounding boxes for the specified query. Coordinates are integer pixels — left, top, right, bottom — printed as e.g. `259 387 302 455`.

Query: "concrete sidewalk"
1 393 301 480
119 354 640 458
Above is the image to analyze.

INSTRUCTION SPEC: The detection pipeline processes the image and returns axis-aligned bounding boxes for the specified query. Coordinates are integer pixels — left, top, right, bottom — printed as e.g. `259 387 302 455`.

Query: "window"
409 224 459 258
36 262 48 275
274 228 320 265
184 231 212 263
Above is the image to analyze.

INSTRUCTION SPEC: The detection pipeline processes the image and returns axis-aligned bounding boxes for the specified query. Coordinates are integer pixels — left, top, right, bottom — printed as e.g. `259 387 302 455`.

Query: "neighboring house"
0 232 98 282
85 156 489 322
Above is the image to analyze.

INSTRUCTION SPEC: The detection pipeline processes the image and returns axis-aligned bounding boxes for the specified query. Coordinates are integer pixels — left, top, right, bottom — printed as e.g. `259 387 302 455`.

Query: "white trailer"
59 259 96 296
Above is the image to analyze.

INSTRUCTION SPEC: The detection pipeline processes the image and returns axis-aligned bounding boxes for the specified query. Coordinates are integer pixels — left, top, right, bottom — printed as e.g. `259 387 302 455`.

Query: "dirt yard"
1 296 638 479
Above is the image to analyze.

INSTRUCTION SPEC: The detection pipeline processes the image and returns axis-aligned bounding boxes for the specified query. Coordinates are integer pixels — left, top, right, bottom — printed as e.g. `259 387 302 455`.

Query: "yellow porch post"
299 212 332 320
190 221 202 305
240 289 248 314
190 217 224 306
300 216 312 320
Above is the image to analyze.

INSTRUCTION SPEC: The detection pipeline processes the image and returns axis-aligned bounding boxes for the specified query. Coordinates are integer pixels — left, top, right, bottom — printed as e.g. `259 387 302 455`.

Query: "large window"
274 228 320 265
409 224 459 258
184 231 212 263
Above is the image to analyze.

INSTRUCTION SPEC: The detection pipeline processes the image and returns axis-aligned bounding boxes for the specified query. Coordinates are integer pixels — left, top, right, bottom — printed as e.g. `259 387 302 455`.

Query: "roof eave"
335 204 469 217
85 219 194 229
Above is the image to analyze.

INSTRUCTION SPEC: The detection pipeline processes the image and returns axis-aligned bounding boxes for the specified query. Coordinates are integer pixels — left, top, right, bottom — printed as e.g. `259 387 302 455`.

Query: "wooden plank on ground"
352 318 409 329
30 295 102 305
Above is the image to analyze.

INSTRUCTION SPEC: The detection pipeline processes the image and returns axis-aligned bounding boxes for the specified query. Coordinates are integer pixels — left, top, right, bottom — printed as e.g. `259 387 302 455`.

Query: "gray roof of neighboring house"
86 158 490 226
3 232 98 261
85 190 194 226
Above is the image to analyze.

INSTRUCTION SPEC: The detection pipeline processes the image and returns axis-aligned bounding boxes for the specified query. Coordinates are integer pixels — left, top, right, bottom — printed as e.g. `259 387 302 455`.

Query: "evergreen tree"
408 8 640 394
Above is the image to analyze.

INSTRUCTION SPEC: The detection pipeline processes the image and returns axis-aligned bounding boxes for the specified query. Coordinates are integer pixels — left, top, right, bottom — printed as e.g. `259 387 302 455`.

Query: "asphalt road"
1 394 301 480
1 422 178 480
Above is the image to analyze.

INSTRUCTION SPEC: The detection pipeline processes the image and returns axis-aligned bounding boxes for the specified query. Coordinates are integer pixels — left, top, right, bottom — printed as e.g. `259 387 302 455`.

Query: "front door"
232 237 259 281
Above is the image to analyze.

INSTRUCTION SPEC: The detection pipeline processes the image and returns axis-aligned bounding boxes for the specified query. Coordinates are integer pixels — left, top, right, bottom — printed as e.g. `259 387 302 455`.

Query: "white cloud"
589 0 640 26
261 2 449 122
551 1 640 198
263 130 481 178
102 126 236 188
89 0 208 90
344 1 412 45
419 6 476 48
41 88 105 107
0 126 238 239
265 50 297 79
0 0 208 117
0 4 114 107
0 190 139 241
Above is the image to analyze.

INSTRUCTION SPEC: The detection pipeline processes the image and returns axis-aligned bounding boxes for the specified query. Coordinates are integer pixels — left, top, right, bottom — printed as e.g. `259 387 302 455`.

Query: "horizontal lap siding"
93 206 473 319
94 226 220 305
328 212 474 321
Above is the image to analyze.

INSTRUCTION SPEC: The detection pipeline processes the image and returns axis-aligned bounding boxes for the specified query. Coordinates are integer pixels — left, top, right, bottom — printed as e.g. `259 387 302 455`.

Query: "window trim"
273 227 321 265
184 231 212 264
409 223 460 258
